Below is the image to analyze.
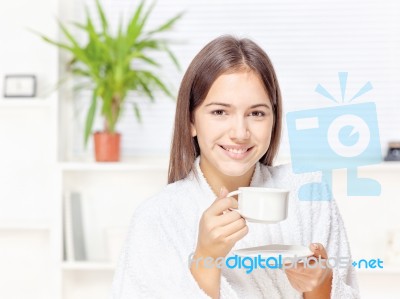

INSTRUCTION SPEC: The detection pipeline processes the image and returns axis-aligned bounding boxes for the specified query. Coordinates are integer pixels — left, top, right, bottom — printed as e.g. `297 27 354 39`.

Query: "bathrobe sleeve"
110 199 241 299
310 197 361 299
266 166 359 298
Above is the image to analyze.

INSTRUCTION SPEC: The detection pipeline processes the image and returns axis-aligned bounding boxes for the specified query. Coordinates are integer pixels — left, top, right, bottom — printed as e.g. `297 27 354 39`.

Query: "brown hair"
168 35 282 183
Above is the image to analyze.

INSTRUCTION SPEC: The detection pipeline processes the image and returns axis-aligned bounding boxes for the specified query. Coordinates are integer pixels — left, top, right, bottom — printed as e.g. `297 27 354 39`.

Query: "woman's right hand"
194 186 249 260
190 187 248 298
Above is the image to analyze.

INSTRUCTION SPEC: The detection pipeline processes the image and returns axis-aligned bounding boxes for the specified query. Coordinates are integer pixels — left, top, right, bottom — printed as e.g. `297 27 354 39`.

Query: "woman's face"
191 70 274 178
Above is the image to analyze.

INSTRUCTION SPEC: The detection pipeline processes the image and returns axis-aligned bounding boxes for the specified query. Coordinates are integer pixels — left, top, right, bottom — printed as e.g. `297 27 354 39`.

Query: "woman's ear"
190 123 197 137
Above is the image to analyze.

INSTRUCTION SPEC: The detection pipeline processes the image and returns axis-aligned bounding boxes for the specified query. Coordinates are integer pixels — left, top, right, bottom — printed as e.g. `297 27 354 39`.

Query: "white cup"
227 187 289 223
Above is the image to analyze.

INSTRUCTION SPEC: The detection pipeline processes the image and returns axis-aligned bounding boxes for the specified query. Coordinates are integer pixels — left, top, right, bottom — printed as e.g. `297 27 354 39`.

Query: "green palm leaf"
84 88 99 145
147 12 184 35
35 0 183 147
95 0 108 34
133 102 142 122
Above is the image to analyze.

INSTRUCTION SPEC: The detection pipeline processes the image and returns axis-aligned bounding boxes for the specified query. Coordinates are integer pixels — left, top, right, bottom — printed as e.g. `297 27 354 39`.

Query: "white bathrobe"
111 157 360 299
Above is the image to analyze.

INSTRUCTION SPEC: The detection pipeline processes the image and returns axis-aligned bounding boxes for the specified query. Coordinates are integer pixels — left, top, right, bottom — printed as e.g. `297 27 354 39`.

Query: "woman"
111 35 359 298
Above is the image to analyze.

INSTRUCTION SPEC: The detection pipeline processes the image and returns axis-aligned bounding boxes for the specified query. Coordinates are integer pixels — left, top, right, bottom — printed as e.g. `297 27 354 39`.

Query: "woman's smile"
218 144 255 160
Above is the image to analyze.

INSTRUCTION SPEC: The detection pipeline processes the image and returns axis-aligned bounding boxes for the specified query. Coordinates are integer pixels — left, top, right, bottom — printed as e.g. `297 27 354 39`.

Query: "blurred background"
1 0 400 298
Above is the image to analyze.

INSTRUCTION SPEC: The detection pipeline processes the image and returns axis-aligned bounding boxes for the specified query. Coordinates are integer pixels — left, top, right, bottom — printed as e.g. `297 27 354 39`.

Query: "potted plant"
37 0 182 161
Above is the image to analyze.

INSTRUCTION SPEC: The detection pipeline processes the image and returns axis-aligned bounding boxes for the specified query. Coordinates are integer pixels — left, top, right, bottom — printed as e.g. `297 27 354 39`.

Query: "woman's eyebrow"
249 103 271 109
205 102 271 109
205 102 231 107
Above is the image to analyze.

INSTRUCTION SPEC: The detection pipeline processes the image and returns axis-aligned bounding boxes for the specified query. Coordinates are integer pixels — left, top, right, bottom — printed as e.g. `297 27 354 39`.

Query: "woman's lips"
219 145 254 160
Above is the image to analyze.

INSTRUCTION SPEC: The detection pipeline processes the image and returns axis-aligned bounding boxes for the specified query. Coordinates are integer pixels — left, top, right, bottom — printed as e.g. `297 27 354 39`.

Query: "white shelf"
62 261 115 271
0 98 53 108
58 158 400 172
275 158 400 171
0 223 50 231
359 162 400 171
59 156 169 172
356 265 400 274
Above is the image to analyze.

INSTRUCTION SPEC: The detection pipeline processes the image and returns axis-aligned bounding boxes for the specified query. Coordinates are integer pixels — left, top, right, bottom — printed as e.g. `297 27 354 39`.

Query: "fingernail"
219 187 223 196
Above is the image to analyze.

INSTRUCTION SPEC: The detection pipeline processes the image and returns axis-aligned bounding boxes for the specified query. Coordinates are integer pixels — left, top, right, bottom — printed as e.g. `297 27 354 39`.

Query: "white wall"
0 0 58 95
68 0 400 159
0 0 58 298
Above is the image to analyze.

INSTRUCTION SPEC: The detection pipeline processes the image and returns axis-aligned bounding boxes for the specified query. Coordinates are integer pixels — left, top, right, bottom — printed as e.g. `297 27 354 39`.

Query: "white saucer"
233 244 313 260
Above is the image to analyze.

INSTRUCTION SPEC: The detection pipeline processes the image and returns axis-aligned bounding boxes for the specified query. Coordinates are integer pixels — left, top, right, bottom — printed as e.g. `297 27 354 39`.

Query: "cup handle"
227 190 241 197
226 190 241 213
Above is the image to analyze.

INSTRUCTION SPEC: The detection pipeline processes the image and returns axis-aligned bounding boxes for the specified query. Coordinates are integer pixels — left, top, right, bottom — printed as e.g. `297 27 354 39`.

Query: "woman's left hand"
284 243 333 296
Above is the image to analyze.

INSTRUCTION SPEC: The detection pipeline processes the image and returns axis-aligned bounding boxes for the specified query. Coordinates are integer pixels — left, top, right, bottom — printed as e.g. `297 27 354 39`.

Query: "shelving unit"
0 223 50 230
59 157 169 172
356 265 400 275
352 162 400 171
0 97 54 108
0 92 59 299
62 261 115 271
57 153 169 299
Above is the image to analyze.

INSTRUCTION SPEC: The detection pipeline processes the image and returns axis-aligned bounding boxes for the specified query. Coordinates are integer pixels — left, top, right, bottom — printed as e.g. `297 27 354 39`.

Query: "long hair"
168 35 282 183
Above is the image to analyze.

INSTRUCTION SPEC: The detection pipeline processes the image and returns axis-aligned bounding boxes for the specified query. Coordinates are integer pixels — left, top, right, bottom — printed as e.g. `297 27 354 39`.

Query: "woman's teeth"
223 147 248 154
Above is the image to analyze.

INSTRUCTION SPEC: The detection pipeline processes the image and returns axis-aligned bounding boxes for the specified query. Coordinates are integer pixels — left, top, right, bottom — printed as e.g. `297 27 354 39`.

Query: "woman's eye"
211 110 226 116
249 111 265 117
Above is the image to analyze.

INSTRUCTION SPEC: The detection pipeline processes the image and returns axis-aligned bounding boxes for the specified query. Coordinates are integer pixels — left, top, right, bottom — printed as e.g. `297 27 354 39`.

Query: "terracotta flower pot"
93 131 121 162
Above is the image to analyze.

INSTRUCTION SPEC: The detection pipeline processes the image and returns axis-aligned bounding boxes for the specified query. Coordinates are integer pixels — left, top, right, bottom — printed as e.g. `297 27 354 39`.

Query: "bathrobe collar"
191 155 272 207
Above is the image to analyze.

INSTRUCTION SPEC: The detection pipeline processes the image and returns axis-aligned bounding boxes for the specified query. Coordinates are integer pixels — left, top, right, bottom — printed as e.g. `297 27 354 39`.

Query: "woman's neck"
199 159 256 197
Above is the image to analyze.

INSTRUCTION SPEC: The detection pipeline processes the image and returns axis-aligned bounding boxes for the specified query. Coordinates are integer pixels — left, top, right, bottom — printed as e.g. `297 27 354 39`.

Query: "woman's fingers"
217 209 243 226
310 243 328 259
284 243 332 293
225 224 249 244
194 186 248 259
206 186 239 216
219 186 229 198
219 217 247 237
207 196 238 216
284 270 303 292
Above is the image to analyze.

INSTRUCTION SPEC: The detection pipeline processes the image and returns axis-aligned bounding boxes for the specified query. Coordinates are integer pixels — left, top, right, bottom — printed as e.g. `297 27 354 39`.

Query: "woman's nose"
229 118 250 141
